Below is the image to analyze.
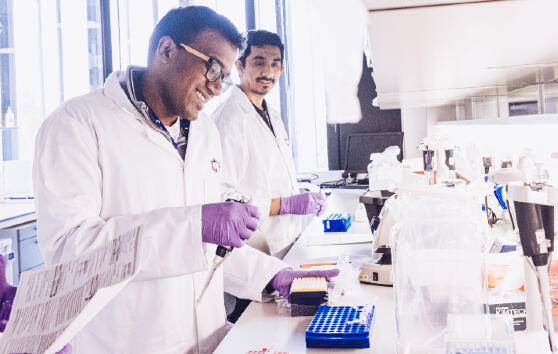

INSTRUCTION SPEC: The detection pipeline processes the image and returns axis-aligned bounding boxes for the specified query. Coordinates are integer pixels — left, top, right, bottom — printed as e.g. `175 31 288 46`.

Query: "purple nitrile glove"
201 202 260 248
279 192 326 216
56 344 73 353
269 267 340 303
0 254 16 332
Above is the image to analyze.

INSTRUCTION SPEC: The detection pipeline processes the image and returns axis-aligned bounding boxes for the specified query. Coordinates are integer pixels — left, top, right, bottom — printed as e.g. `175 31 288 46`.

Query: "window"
0 0 104 196
111 0 246 69
249 0 281 123
0 0 318 196
281 0 328 172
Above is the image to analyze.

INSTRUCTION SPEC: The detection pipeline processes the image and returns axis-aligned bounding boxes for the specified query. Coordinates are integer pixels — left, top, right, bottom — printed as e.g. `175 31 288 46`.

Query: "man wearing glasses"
31 6 337 354
214 30 327 259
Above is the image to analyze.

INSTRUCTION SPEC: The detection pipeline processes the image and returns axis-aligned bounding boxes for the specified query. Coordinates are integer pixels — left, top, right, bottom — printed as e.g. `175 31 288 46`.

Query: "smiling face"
237 45 283 98
155 29 237 121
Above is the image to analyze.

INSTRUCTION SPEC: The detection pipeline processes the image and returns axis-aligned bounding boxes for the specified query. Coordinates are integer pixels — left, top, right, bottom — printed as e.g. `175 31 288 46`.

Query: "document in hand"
0 226 143 354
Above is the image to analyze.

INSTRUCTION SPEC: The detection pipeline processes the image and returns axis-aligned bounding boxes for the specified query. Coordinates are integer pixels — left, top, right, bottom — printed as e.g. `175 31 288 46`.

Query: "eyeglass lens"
206 61 231 88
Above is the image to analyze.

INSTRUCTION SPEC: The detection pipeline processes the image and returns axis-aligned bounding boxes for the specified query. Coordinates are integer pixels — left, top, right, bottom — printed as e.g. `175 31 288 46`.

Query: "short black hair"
238 30 284 67
148 6 243 63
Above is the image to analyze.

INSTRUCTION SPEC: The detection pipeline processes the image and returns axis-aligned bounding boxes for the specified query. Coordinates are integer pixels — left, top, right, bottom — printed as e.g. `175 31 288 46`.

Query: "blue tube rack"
322 213 351 232
305 305 375 348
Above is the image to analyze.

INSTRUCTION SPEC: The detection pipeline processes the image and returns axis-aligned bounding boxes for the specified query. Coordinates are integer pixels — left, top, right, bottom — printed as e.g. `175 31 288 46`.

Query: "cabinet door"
18 223 38 241
19 236 44 272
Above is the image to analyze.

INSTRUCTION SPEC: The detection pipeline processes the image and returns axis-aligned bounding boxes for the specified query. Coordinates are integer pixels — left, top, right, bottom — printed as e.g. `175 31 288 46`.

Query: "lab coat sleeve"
222 245 288 301
214 108 272 218
33 104 208 281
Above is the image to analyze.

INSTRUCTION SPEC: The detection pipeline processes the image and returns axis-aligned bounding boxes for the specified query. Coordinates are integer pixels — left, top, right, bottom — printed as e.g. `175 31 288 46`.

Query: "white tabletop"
216 190 396 353
215 189 551 353
0 201 36 229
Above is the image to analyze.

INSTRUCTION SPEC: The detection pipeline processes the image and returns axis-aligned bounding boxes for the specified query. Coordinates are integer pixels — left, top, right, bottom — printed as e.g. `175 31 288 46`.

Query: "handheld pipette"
197 245 233 302
197 198 249 303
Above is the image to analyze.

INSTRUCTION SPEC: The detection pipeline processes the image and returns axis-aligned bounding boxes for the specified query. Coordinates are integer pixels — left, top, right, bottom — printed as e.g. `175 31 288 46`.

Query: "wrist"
270 198 282 216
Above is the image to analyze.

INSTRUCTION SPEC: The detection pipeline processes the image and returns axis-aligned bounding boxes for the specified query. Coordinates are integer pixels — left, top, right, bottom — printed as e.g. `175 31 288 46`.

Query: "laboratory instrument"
491 156 558 353
358 190 395 286
422 147 435 185
198 198 249 302
197 245 233 303
445 147 456 181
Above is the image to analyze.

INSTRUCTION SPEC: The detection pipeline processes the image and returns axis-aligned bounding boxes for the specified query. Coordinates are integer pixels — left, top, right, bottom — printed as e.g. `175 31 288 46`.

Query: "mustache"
256 77 274 84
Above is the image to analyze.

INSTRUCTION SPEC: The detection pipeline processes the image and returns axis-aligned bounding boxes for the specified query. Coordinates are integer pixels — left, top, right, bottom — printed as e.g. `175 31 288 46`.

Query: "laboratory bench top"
215 189 551 354
0 201 35 229
216 189 393 353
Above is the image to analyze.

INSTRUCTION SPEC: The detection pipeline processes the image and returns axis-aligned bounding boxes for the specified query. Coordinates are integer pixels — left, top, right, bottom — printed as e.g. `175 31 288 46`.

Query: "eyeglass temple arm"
179 43 210 62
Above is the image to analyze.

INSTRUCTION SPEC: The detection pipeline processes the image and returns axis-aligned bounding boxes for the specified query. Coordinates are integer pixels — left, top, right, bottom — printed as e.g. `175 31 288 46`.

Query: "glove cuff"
278 197 289 215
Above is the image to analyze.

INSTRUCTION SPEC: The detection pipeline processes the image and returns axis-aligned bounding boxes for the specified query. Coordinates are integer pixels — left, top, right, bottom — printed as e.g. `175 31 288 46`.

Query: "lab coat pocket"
203 175 221 203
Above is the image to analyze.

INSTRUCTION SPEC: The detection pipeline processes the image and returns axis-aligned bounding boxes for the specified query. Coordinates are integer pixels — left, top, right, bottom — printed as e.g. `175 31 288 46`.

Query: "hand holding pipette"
201 201 259 247
197 201 259 302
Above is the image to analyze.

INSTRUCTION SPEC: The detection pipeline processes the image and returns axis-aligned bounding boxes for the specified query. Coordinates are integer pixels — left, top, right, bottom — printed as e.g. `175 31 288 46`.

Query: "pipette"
197 245 233 302
197 197 249 303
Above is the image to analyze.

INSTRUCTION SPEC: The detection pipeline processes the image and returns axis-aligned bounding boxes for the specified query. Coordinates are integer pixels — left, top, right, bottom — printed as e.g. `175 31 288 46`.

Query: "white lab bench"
216 189 394 353
215 189 551 353
0 201 35 229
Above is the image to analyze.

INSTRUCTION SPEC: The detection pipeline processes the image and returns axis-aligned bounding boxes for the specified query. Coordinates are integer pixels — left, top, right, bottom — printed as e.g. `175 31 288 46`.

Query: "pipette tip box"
305 305 375 348
322 213 351 232
290 277 328 306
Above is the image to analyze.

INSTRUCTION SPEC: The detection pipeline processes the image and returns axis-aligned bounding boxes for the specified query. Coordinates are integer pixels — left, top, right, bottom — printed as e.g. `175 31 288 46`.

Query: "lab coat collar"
230 84 281 137
103 67 188 162
103 69 143 120
230 84 280 119
230 84 261 115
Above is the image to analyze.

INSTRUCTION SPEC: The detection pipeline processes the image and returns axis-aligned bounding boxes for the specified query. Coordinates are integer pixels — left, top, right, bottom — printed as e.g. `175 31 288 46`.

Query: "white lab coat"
213 85 308 256
33 71 287 354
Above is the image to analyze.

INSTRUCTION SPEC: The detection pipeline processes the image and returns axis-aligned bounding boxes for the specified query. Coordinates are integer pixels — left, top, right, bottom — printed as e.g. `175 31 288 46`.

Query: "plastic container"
389 194 488 354
445 314 515 354
305 305 375 348
368 146 402 191
322 213 351 232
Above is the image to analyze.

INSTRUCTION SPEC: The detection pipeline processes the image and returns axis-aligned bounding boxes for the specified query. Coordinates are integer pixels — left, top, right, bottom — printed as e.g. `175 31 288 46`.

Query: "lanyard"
148 107 179 151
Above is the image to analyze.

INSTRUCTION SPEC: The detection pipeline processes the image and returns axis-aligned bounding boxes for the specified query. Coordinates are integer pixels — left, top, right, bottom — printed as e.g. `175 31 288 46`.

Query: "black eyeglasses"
179 43 232 90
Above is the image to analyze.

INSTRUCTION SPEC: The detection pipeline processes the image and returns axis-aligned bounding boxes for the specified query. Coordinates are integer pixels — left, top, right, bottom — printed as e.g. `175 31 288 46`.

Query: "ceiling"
364 0 558 109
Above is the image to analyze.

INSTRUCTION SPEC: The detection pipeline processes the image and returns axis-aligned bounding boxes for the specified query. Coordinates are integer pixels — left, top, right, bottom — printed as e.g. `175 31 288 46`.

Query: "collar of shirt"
167 118 181 142
252 99 267 114
251 99 275 136
120 66 190 157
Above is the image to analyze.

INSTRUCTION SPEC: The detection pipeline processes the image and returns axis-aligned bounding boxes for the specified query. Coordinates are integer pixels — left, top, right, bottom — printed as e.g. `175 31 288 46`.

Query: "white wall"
400 107 427 159
399 102 558 170
433 114 558 166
